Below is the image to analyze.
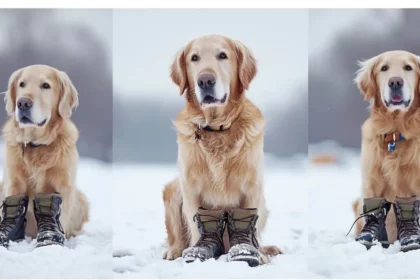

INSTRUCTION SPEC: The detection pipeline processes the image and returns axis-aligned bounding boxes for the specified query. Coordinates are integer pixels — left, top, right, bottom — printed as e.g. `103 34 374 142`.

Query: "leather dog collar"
194 124 228 140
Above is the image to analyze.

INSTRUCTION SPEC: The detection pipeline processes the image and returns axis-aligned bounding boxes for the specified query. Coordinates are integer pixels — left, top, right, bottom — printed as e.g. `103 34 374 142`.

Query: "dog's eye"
191 54 199 62
405 65 413 71
41 83 50 89
381 65 389 71
19 82 25 88
218 52 228 60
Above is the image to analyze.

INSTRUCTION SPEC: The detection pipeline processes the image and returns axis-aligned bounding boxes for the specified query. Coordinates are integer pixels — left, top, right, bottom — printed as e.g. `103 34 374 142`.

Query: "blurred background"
0 9 112 162
309 9 420 162
113 9 308 164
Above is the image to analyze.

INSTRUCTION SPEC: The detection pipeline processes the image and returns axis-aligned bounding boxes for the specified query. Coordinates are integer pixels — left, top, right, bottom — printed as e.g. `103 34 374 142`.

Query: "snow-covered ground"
112 155 310 278
308 145 420 279
3 145 418 278
0 159 112 278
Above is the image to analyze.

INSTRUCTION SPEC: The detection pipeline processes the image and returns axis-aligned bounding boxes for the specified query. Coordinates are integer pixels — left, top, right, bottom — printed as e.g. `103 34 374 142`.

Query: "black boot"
34 193 65 247
227 208 260 267
0 195 28 247
354 197 391 249
182 207 226 263
394 196 420 252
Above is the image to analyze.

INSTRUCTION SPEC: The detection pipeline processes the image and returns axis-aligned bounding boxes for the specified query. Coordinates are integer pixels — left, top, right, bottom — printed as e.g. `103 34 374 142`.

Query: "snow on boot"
394 196 420 253
354 197 391 249
0 195 28 248
34 193 65 247
182 208 226 263
227 208 260 267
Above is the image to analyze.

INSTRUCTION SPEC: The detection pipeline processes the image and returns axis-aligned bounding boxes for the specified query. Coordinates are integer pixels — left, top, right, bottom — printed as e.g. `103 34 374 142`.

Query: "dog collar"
21 141 47 156
384 132 405 152
194 124 228 140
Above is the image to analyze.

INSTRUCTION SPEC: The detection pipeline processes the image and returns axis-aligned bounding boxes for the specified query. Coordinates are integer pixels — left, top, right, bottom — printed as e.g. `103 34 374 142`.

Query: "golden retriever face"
6 65 79 128
355 51 420 112
171 35 257 110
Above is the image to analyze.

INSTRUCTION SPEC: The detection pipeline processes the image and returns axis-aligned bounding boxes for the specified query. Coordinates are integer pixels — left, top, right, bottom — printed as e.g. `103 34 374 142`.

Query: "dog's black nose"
197 73 216 90
17 98 33 111
388 77 404 89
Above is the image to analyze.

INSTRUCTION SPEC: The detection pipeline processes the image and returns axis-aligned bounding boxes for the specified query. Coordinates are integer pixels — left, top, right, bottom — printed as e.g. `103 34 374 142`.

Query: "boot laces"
0 203 23 235
395 205 420 237
193 213 224 247
37 214 63 233
228 214 259 246
398 219 420 237
346 206 385 236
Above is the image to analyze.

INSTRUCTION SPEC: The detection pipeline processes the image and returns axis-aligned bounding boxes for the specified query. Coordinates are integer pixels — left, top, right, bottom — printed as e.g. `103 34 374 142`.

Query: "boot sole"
401 243 420 253
183 256 203 263
0 237 26 248
183 255 222 263
228 254 260 267
36 240 64 248
356 239 389 249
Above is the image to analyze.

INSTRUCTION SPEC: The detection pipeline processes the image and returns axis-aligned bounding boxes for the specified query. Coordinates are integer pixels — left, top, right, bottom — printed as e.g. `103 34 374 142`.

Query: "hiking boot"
182 208 226 263
0 195 28 247
226 208 260 267
394 196 420 252
354 197 391 249
34 193 65 247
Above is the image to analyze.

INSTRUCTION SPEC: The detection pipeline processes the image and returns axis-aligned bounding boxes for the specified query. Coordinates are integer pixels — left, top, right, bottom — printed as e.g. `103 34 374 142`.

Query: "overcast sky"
309 9 402 57
113 9 308 110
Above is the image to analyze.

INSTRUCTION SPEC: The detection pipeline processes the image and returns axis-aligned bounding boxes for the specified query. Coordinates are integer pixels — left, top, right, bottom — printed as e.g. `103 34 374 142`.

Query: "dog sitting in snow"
162 35 281 266
352 51 420 252
0 65 89 248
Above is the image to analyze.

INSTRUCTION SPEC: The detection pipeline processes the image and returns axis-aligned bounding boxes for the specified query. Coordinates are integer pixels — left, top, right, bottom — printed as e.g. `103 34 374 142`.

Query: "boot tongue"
364 197 386 213
232 209 257 230
197 208 223 232
4 196 24 218
396 197 418 220
35 193 61 215
37 198 53 215
398 202 416 220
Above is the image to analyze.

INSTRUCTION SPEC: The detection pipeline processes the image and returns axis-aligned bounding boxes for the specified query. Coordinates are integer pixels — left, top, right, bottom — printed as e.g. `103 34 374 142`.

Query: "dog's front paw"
259 245 282 265
260 245 282 256
259 251 269 265
163 246 183 260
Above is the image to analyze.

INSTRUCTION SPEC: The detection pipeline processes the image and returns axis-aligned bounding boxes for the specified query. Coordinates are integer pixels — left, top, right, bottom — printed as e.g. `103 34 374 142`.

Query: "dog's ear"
170 48 188 96
5 68 24 116
58 71 79 119
234 40 257 91
354 56 379 101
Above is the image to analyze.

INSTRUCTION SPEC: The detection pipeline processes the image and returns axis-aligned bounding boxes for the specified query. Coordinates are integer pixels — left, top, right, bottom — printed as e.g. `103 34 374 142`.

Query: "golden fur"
162 35 281 264
353 51 420 242
1 65 89 238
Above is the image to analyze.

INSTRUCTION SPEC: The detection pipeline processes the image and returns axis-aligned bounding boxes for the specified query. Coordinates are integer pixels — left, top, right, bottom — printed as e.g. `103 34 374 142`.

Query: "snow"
2 145 419 278
0 159 112 278
308 146 420 278
112 158 310 278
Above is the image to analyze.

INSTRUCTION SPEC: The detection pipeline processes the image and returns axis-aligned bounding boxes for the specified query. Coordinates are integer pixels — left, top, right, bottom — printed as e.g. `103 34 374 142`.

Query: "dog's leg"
25 189 37 239
163 178 188 260
180 182 201 247
58 188 89 238
352 198 363 235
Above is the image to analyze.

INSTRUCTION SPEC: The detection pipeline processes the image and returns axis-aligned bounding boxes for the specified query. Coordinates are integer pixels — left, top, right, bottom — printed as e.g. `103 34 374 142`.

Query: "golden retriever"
353 50 420 243
162 34 281 264
1 65 89 239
